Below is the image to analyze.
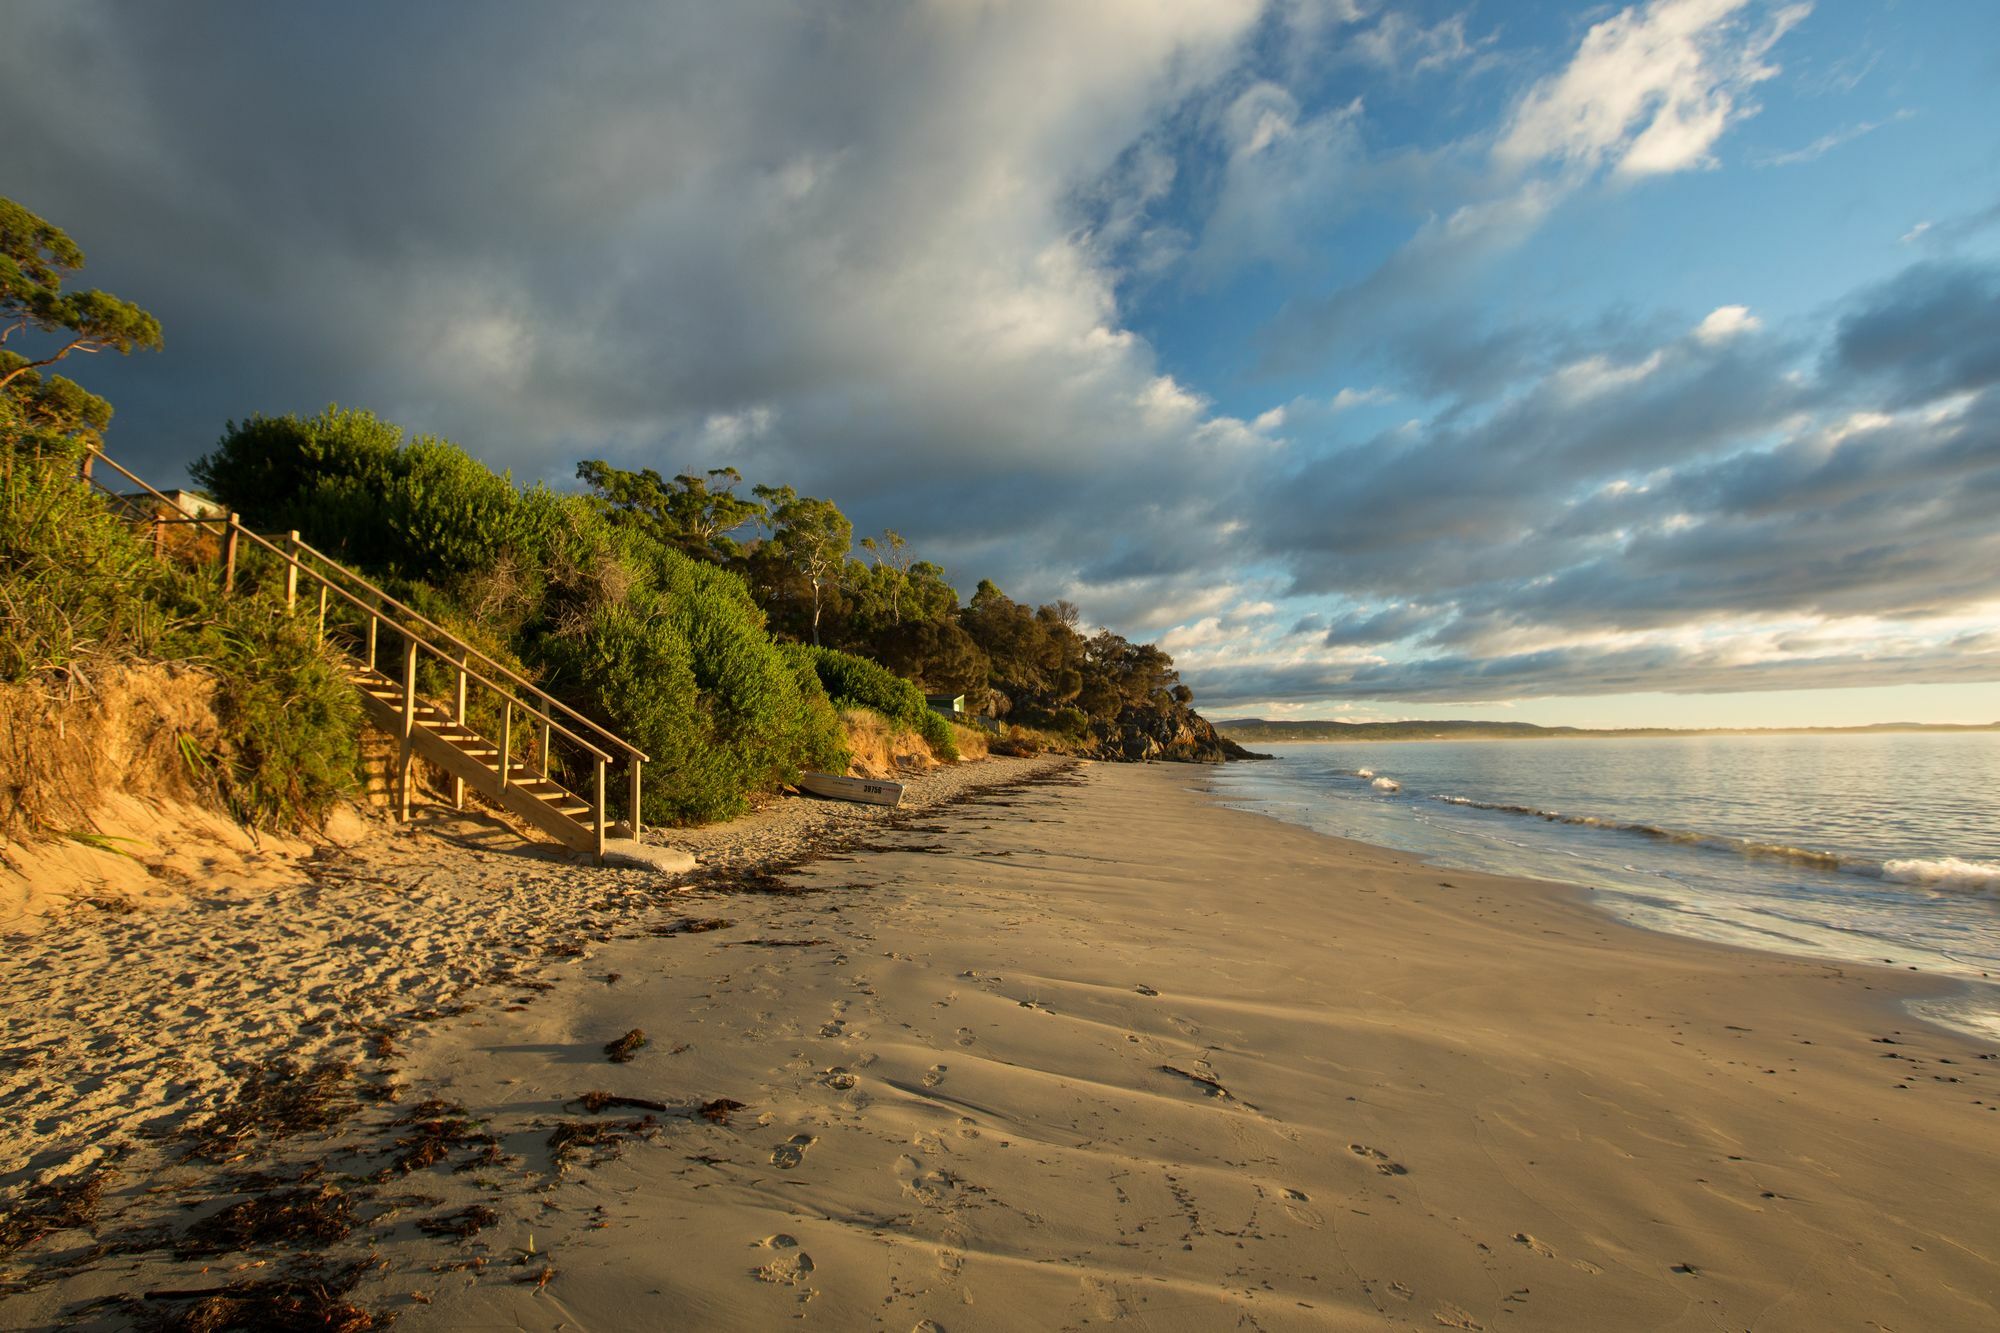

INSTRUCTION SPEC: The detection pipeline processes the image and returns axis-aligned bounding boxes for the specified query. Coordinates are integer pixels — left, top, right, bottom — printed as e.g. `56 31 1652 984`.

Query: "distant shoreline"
1217 718 2000 743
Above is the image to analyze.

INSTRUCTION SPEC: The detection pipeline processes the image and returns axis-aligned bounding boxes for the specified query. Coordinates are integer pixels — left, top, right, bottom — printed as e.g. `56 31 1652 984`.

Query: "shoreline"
4 758 1998 1328
1196 764 2000 1049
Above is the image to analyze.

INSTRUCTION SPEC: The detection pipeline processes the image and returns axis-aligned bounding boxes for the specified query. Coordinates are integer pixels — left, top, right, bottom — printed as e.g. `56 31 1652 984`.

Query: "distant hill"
1214 718 2000 743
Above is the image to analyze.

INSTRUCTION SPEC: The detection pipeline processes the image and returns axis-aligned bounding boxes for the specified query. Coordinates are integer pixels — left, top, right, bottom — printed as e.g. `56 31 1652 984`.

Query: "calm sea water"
1208 734 2000 1040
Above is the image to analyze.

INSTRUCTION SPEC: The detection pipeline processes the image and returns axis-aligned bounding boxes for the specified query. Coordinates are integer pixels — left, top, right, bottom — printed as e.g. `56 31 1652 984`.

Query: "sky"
5 0 1998 727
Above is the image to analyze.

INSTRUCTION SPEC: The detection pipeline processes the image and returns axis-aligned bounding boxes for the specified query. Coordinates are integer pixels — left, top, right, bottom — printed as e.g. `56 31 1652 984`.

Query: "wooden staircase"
80 449 648 863
345 663 608 857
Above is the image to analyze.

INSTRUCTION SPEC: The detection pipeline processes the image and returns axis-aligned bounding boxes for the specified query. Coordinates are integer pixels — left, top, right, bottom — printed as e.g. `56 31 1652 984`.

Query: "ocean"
1207 733 2000 1041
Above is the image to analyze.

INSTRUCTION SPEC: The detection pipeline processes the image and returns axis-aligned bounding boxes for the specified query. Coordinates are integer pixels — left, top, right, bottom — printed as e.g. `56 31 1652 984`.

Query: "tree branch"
0 334 92 390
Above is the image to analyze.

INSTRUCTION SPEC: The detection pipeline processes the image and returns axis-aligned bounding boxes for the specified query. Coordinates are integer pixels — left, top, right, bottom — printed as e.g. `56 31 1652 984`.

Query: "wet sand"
4 759 1998 1329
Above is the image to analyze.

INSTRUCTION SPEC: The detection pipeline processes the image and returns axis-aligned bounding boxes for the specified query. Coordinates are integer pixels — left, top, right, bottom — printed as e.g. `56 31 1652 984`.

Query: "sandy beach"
4 758 1999 1330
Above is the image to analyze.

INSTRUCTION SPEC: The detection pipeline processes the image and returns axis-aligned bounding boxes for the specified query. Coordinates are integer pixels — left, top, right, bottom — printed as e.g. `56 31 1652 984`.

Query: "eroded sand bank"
4 759 1997 1329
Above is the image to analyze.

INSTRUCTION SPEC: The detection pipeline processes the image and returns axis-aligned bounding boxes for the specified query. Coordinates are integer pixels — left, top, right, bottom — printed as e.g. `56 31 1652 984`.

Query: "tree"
753 485 852 646
575 460 764 564
1 197 161 452
859 529 915 625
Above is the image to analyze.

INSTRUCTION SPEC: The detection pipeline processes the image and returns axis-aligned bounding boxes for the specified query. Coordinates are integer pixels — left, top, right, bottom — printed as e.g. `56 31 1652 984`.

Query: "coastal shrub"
172 590 364 830
787 644 957 761
191 406 403 562
0 453 361 829
0 448 164 680
533 543 849 824
383 436 521 580
197 409 853 824
915 708 957 760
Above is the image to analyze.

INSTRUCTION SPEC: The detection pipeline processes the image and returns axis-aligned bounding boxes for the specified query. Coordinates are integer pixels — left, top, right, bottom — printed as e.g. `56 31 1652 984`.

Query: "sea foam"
1881 857 2000 895
1371 776 1400 792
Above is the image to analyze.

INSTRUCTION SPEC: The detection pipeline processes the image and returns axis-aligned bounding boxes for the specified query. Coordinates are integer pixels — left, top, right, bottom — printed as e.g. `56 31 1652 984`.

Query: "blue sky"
4 0 1998 726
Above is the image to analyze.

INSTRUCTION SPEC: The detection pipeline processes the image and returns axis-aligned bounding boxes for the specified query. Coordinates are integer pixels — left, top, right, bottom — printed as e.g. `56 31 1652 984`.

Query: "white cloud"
1496 0 1810 179
1351 11 1488 76
1693 304 1762 343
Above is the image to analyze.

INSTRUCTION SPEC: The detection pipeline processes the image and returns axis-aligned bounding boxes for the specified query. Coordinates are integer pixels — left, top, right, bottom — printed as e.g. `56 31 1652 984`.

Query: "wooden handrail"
78 448 642 767
287 534 648 763
78 446 650 845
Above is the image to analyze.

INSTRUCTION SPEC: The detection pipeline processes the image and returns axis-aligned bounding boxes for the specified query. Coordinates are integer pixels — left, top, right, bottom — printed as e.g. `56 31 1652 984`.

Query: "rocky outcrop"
1092 700 1267 765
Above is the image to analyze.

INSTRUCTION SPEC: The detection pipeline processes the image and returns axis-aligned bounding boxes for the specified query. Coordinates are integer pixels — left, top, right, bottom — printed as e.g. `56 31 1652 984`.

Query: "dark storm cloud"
0 0 1264 597
1830 261 2000 407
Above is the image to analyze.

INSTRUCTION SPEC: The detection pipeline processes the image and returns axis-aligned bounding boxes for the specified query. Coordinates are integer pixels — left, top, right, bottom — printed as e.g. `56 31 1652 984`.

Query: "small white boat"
798 772 905 807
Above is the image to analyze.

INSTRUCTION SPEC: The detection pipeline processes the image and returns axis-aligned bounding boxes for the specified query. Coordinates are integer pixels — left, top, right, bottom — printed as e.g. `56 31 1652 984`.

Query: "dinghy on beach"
798 772 905 807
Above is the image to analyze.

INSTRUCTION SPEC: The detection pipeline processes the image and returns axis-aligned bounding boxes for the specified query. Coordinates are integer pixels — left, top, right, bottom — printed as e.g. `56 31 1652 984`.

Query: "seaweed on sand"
182 1061 358 1161
379 1099 500 1176
0 1170 111 1252
131 1259 388 1332
174 1185 356 1258
415 1205 498 1239
546 1117 658 1171
603 1029 648 1063
570 1091 670 1114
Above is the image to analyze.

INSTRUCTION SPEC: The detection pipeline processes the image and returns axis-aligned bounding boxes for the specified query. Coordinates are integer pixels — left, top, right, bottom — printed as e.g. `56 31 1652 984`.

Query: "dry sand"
3 759 1998 1329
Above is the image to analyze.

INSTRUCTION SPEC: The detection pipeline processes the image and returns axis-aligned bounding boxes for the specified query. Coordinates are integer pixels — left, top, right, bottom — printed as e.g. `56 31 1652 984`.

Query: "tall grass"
0 450 361 830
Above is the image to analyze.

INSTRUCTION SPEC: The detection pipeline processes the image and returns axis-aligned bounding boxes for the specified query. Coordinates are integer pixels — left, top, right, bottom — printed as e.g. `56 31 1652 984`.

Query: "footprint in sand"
1432 1304 1483 1330
1511 1232 1555 1258
954 1027 976 1048
819 1067 858 1091
752 1233 816 1285
955 1116 980 1140
1350 1143 1408 1176
1278 1187 1323 1227
771 1134 817 1168
922 1064 947 1088
819 1018 847 1038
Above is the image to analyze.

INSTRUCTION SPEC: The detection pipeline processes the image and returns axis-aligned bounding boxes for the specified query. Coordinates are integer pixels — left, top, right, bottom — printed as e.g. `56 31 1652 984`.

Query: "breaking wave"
1370 776 1400 793
1882 857 2000 895
1433 794 1997 895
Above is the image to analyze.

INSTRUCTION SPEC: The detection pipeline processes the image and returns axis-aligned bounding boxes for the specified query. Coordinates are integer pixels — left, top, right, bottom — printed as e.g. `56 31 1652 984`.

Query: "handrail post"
594 756 607 863
627 756 643 843
222 513 240 595
284 530 301 609
366 611 379 673
452 653 468 811
317 583 328 637
398 636 418 822
498 701 513 793
540 708 552 777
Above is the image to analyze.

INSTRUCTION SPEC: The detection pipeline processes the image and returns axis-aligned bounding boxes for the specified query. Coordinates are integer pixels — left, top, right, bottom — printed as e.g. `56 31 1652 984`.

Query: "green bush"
174 591 365 829
533 532 850 824
0 450 361 830
789 644 958 761
0 447 165 679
